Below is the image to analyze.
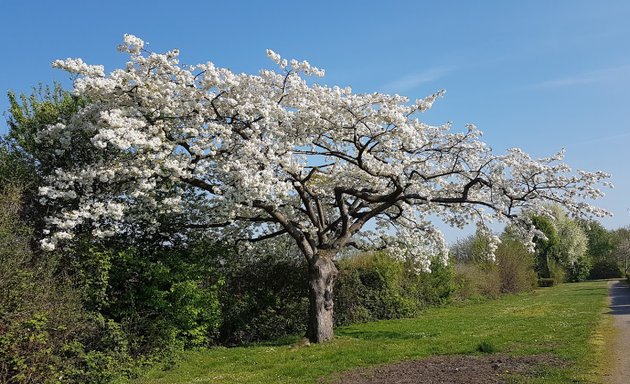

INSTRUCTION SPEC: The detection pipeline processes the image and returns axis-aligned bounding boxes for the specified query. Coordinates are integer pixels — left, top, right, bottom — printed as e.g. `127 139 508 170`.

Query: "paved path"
607 279 630 384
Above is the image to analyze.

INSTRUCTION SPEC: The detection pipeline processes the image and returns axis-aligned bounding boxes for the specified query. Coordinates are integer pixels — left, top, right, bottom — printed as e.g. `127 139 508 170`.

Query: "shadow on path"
607 279 630 384
608 279 630 316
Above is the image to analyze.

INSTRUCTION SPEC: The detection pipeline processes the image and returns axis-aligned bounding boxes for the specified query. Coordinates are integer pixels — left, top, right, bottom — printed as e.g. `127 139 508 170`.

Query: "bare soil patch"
322 354 565 384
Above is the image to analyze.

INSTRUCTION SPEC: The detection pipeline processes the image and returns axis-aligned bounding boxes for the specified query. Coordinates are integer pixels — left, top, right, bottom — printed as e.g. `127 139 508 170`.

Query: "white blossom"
39 35 610 266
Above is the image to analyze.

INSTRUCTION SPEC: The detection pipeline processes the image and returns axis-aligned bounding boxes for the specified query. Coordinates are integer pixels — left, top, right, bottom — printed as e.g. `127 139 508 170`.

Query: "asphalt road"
607 279 630 384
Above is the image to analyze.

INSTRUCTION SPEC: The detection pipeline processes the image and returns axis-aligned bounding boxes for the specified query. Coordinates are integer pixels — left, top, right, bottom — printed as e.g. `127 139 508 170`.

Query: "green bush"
99 244 223 354
334 252 455 326
336 252 415 323
216 252 309 345
538 278 556 287
453 238 537 299
453 263 502 300
495 240 538 294
548 259 567 285
566 255 592 282
0 186 133 384
452 230 538 299
589 260 622 279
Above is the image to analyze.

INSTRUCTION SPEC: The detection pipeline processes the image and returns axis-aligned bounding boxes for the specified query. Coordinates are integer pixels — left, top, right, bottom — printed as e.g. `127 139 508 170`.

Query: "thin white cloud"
569 130 630 147
533 65 630 88
380 66 455 93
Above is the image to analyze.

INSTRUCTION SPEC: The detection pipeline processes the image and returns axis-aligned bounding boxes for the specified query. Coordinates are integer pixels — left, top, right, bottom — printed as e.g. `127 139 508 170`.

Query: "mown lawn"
132 280 610 384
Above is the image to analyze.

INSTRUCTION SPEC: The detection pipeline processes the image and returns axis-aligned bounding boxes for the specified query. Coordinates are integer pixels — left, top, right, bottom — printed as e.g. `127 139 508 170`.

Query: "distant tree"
529 207 590 282
531 215 560 279
38 35 610 342
450 231 493 263
550 206 589 281
580 220 620 279
581 220 615 261
611 226 630 274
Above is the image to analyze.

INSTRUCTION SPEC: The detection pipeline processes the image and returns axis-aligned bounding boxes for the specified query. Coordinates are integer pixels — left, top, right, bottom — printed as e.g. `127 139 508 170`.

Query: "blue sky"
2 0 629 241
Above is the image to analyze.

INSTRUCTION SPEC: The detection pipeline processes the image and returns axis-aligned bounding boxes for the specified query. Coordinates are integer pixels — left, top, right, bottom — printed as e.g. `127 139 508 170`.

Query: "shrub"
548 259 567 285
451 233 537 299
403 258 456 307
495 240 537 294
453 263 502 300
101 244 223 354
0 185 133 384
566 255 592 282
589 260 622 279
538 278 556 287
216 252 309 345
338 252 415 322
335 252 455 326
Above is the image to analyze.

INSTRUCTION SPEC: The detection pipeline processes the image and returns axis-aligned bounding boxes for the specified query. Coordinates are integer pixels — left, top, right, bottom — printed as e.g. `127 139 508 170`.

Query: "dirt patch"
322 354 565 384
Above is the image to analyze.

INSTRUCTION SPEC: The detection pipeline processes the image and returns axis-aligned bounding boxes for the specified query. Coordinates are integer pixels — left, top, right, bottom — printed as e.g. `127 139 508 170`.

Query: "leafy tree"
449 231 494 263
529 207 590 282
579 220 620 279
39 35 609 342
7 83 87 173
581 220 615 260
531 215 560 279
611 226 630 274
4 85 225 359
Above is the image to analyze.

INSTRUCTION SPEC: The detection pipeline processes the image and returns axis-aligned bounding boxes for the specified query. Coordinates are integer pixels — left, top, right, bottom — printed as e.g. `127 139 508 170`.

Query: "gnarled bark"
306 254 338 343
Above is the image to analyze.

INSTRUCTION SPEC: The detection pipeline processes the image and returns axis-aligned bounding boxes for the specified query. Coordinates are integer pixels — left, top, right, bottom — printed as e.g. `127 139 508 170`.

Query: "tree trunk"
306 253 338 343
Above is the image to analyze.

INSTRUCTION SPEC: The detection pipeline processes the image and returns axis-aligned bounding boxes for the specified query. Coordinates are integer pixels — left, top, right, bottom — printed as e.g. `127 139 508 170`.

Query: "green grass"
132 280 609 384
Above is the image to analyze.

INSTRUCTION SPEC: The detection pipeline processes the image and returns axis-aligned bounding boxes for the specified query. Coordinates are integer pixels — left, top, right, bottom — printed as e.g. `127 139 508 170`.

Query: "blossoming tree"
40 35 610 343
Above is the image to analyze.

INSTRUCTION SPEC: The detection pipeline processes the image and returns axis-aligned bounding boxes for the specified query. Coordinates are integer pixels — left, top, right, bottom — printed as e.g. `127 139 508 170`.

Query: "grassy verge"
132 280 609 384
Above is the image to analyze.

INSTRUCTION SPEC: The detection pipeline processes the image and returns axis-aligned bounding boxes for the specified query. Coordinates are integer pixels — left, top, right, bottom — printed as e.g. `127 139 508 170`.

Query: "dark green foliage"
476 340 498 354
580 221 615 263
404 258 457 307
566 254 592 282
88 243 223 354
334 253 413 325
538 278 556 287
588 260 622 279
0 186 133 384
0 138 37 189
216 252 309 345
334 252 455 326
531 215 561 279
579 221 621 279
611 227 630 275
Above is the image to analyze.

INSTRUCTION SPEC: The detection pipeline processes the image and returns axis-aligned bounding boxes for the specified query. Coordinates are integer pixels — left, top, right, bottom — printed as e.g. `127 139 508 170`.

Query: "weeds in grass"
476 340 498 354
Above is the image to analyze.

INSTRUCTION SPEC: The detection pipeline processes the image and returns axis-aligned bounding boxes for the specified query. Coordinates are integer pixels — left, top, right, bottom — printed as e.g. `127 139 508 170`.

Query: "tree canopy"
37 35 610 342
